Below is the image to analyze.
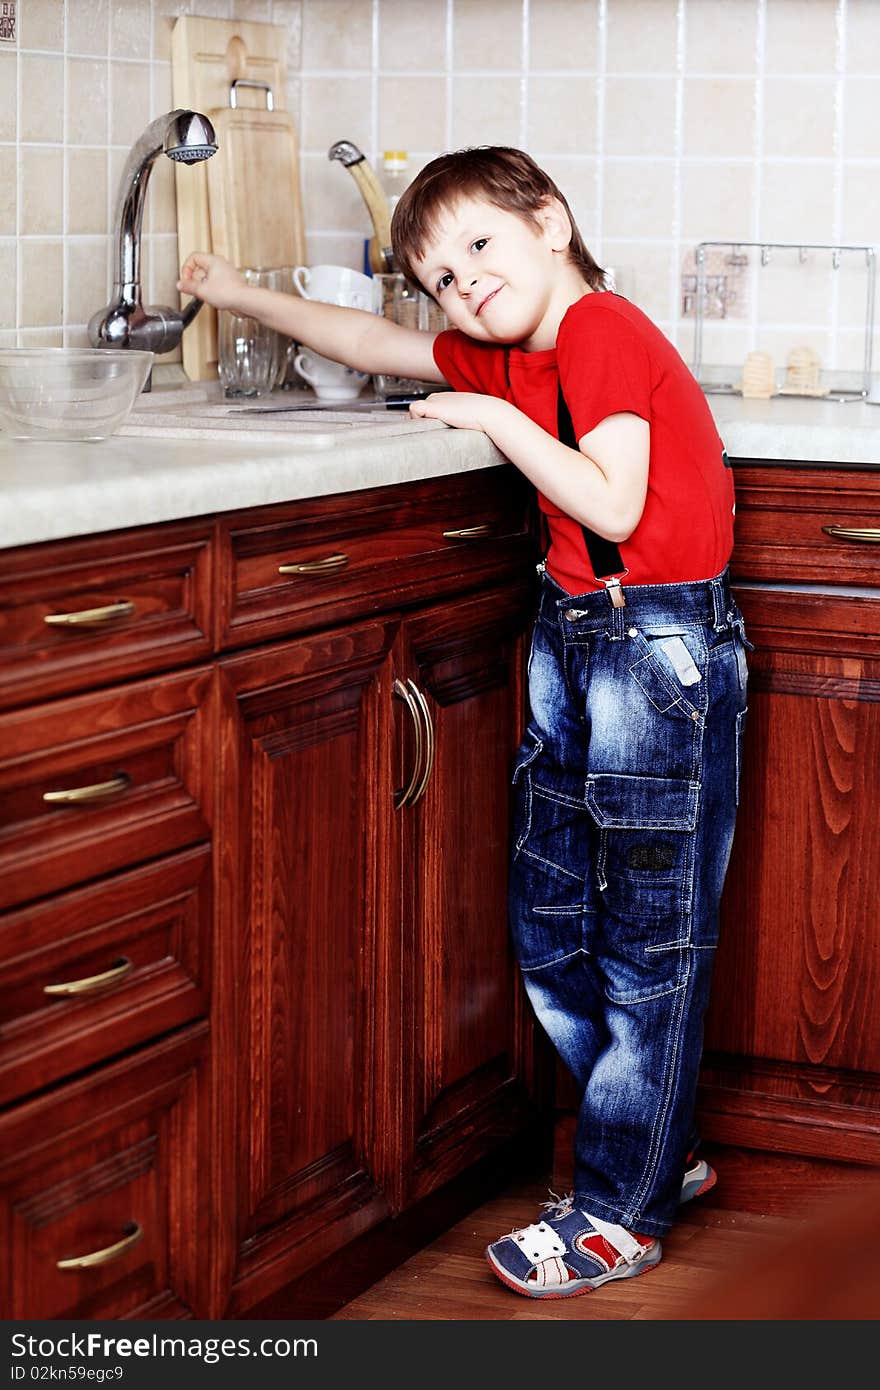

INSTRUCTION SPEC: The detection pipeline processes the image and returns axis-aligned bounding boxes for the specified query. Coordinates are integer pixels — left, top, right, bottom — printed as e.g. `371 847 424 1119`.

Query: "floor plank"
332 1144 876 1321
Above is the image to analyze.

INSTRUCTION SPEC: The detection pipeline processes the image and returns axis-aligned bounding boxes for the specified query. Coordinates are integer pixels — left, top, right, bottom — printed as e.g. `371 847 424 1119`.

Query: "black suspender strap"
556 385 626 604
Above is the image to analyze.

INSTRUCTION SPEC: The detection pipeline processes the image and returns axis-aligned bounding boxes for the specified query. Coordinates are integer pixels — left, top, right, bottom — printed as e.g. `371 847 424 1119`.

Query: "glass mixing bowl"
0 348 154 441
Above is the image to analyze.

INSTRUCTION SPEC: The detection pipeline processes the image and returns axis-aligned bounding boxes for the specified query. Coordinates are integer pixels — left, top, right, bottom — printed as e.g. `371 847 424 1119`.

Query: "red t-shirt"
433 292 734 595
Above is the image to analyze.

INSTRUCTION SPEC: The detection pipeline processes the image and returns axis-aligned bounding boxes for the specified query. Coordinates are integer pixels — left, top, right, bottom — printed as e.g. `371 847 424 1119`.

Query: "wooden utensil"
328 140 394 273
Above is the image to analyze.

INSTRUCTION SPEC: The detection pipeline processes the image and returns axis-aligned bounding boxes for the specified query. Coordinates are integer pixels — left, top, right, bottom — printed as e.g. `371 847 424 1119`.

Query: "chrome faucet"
89 110 217 357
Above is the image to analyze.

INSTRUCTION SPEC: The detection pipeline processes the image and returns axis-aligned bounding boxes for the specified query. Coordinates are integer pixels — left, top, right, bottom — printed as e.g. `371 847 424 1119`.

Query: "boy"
178 146 749 1300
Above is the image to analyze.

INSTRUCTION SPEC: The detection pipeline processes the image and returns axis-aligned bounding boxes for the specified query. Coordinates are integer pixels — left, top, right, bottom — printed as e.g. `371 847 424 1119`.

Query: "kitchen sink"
120 382 444 446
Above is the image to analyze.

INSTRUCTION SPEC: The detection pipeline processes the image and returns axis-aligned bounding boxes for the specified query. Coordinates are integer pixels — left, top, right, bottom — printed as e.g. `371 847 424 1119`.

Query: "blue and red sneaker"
485 1195 661 1299
680 1151 717 1204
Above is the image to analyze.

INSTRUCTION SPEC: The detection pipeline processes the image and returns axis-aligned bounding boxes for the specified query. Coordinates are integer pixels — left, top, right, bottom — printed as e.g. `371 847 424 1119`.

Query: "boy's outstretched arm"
177 252 447 385
410 394 649 544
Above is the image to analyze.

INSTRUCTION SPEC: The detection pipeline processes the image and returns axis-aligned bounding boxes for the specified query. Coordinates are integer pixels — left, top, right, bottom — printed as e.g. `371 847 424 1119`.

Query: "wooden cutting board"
206 101 305 271
171 17 305 381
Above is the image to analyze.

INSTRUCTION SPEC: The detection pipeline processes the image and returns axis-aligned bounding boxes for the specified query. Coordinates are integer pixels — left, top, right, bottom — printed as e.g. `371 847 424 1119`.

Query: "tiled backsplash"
1 0 878 375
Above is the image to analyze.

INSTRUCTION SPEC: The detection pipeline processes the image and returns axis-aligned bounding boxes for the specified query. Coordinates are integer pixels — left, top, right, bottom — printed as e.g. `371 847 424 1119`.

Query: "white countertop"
1 381 878 551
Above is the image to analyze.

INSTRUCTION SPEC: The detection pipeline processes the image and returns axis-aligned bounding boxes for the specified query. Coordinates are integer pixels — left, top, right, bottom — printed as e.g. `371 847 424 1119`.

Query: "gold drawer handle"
822 525 880 544
43 957 133 998
442 525 493 540
44 600 136 627
408 682 435 807
43 773 131 805
278 552 349 575
393 678 423 809
57 1222 143 1271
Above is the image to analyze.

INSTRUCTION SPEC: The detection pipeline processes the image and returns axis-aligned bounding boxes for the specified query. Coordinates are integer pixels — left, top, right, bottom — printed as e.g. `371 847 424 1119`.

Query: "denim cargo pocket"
511 731 543 857
628 630 707 720
585 772 698 1002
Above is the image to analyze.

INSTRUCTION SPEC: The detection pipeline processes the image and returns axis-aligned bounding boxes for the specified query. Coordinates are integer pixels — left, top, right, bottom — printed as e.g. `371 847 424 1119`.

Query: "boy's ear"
538 197 573 252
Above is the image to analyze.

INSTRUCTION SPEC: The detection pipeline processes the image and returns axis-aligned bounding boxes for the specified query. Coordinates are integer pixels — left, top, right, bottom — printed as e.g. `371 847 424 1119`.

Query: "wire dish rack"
692 240 877 402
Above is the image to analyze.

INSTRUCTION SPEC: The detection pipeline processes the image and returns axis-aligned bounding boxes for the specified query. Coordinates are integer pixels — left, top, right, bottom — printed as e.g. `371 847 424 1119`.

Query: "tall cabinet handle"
408 682 435 806
393 678 423 809
821 525 880 543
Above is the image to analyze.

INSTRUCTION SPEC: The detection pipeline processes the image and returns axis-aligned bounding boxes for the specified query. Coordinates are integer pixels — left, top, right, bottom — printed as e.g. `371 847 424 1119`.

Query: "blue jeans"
509 569 750 1237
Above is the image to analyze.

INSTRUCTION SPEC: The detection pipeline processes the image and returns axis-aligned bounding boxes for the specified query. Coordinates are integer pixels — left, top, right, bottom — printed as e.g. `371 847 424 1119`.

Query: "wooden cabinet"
698 463 880 1165
0 465 546 1319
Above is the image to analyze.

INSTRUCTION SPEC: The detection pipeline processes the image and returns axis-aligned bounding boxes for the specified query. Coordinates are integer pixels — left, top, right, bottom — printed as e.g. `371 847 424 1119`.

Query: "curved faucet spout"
89 110 217 355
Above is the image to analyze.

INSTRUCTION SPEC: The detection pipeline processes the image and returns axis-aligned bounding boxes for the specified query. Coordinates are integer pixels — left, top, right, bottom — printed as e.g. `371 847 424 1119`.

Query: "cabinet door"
393 583 545 1208
215 620 399 1314
700 585 880 1163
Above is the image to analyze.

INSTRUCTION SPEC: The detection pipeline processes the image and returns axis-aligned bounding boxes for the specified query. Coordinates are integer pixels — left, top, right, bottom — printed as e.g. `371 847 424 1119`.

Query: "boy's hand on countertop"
177 252 247 311
409 391 504 433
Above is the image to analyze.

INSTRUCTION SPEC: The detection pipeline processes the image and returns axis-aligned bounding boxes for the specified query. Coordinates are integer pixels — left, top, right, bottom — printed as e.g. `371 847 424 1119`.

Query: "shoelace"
540 1189 575 1220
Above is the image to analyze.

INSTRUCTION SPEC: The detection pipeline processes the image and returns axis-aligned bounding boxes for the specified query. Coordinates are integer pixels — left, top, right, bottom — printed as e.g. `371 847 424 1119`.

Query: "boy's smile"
412 196 592 352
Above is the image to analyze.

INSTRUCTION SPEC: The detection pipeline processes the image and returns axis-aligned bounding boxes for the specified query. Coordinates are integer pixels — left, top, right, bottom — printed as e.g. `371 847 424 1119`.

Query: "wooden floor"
332 1144 876 1320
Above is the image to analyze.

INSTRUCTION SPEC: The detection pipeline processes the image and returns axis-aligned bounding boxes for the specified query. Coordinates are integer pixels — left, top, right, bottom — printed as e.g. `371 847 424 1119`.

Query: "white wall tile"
846 0 880 74
683 79 756 158
68 0 110 58
685 0 757 74
20 54 63 142
606 0 679 73
20 146 63 235
301 74 373 153
759 161 836 242
21 0 66 51
764 0 838 75
604 77 676 156
527 76 598 155
379 76 447 152
378 0 447 71
529 0 599 71
762 78 836 159
301 0 374 71
680 162 756 241
603 158 675 239
0 53 15 142
0 148 15 234
451 76 523 147
454 0 523 71
843 79 880 159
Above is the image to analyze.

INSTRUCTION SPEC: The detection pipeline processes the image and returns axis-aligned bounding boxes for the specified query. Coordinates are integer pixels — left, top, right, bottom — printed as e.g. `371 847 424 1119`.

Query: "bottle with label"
380 151 409 215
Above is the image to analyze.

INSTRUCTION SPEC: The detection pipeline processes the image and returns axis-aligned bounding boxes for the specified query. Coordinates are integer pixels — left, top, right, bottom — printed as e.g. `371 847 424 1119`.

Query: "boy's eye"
470 238 489 253
436 272 454 293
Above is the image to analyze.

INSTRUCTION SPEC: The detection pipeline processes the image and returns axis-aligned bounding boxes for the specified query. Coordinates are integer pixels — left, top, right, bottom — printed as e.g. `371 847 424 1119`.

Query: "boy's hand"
408 391 502 432
177 252 246 311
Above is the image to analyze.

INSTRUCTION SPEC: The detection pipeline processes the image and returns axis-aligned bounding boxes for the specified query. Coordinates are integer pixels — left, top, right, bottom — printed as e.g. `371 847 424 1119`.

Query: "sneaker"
680 1151 717 1204
485 1195 661 1299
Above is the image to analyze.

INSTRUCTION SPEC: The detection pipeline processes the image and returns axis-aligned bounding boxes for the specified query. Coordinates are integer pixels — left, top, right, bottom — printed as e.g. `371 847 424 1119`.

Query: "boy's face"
411 195 576 351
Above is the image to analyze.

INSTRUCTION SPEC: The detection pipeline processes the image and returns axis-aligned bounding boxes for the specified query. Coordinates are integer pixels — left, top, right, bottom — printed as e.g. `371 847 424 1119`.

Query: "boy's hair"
391 146 605 295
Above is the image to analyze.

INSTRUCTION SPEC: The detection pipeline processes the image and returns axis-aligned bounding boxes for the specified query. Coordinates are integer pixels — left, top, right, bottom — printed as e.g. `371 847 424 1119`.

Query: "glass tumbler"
242 267 297 389
217 307 275 397
372 273 448 398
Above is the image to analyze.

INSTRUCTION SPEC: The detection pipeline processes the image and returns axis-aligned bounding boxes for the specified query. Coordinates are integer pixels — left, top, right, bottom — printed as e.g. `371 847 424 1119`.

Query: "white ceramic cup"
293 349 369 402
292 264 382 313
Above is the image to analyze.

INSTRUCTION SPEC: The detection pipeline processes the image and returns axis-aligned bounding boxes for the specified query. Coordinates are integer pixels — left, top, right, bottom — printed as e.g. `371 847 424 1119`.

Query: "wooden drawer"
218 466 534 649
0 667 212 910
0 520 214 711
0 1026 209 1319
0 845 211 1107
731 465 880 587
